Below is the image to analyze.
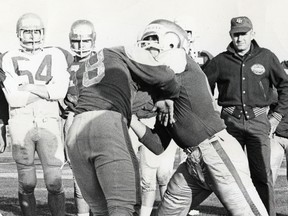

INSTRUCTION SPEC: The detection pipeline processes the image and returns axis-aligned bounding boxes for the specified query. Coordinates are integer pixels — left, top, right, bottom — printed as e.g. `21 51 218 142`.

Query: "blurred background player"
129 114 178 216
175 19 213 70
269 60 288 184
0 13 73 216
0 71 9 153
62 19 97 216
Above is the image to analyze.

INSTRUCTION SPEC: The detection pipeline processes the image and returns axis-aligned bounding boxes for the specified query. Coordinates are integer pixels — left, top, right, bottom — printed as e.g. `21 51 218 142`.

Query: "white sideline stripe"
0 169 286 179
0 162 16 165
275 187 288 191
0 173 73 179
276 169 286 176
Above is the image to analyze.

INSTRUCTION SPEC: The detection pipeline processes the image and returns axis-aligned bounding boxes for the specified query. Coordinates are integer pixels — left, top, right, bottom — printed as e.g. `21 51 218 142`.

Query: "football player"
269 61 288 184
0 79 9 153
65 19 181 215
63 19 97 216
0 13 73 216
63 19 97 135
130 19 268 216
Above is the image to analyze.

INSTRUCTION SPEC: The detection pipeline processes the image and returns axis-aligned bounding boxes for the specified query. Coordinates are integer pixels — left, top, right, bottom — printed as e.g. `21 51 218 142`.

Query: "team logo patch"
236 18 243 23
251 64 265 75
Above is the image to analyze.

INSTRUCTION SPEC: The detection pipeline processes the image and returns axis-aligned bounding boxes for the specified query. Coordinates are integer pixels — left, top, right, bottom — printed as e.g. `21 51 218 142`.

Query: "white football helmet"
138 19 189 54
69 20 96 58
16 13 45 52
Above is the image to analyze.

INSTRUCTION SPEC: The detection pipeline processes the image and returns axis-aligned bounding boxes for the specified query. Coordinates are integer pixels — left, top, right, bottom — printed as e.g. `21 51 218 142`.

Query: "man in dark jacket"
204 16 288 216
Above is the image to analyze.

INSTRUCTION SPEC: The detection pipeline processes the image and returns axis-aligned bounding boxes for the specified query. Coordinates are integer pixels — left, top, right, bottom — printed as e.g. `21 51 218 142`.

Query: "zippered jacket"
204 40 288 117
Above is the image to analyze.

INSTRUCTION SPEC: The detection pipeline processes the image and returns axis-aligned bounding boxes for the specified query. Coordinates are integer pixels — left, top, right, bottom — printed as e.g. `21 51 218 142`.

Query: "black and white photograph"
0 0 288 215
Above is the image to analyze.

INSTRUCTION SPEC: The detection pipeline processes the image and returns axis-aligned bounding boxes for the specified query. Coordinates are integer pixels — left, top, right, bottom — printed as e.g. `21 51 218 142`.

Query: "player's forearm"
46 75 69 100
26 92 42 105
27 83 67 101
28 84 49 99
130 115 166 155
130 114 147 139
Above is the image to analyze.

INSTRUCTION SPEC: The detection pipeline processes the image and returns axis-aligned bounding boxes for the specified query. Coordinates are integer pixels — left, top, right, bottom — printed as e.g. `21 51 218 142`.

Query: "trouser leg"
157 162 211 216
48 192 66 216
14 151 37 216
270 135 285 184
203 130 268 216
18 192 36 216
222 112 275 216
67 111 141 216
36 125 66 216
74 177 90 214
245 117 275 216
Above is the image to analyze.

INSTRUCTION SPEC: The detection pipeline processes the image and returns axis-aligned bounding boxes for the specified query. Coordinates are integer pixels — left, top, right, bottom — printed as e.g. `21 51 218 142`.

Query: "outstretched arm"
130 114 172 155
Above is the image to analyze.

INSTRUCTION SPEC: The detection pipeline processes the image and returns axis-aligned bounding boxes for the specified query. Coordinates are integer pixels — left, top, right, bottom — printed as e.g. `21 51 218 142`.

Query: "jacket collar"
226 39 259 56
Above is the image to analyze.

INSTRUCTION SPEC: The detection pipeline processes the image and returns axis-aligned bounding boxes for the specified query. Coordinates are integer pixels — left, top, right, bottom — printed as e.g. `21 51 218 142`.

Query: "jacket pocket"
259 81 266 100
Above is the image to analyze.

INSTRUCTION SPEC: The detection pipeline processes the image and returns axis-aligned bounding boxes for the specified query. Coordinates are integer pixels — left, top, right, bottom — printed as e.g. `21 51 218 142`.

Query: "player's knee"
44 166 63 193
46 180 64 194
19 181 36 194
45 175 63 193
17 164 37 194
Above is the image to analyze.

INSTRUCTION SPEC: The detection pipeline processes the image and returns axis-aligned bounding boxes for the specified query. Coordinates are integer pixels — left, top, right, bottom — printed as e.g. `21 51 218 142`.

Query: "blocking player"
0 13 73 216
130 19 268 216
65 21 181 215
63 19 97 216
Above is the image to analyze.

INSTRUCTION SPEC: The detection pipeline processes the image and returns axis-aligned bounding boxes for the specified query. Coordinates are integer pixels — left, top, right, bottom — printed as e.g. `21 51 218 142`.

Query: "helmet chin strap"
72 48 92 58
20 41 43 54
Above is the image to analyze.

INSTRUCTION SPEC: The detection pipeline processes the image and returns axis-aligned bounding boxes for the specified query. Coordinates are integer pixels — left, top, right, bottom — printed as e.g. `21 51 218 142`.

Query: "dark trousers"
66 110 141 216
221 111 275 216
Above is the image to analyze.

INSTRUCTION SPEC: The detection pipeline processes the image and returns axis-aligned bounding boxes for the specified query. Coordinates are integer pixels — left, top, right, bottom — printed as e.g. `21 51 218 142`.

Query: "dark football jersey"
74 46 180 124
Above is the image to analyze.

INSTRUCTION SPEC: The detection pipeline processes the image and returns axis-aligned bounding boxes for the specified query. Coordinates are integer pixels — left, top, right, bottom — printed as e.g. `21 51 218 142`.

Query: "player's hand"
268 115 280 138
153 99 175 126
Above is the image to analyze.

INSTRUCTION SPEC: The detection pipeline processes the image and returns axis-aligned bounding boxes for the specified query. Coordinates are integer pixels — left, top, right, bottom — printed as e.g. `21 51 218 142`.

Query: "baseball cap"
229 16 253 34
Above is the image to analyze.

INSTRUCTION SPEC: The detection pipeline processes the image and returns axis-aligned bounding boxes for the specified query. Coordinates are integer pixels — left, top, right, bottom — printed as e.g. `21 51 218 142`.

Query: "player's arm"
1 73 42 107
18 84 49 99
0 56 61 107
124 46 180 100
19 68 70 101
130 114 171 155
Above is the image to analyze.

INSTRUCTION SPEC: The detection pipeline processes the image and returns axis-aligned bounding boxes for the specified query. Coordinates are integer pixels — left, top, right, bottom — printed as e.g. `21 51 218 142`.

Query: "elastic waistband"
223 106 268 120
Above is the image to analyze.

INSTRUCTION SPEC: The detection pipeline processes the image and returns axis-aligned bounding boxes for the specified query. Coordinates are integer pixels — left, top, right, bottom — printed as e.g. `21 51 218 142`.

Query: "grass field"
0 149 287 216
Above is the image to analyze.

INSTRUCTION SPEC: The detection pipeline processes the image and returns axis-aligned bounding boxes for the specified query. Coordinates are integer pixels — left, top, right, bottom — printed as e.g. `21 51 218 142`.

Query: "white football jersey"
0 47 73 118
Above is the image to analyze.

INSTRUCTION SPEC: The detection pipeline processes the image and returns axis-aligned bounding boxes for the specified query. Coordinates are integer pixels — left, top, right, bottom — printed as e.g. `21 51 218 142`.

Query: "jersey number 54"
12 55 52 84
